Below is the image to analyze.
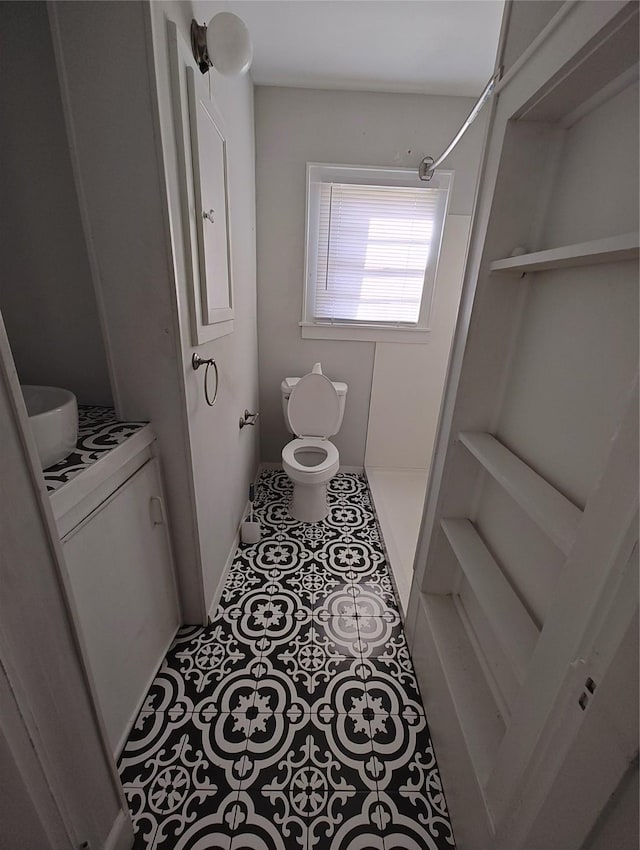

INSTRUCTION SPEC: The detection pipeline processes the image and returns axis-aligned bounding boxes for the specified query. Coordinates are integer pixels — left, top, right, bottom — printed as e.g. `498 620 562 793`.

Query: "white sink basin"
21 385 78 469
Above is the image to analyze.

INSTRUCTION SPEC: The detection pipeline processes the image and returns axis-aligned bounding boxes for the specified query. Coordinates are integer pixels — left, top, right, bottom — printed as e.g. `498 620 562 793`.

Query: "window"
302 164 452 342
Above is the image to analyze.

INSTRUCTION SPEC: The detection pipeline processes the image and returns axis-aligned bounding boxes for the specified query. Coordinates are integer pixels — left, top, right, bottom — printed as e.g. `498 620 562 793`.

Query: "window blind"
312 182 440 325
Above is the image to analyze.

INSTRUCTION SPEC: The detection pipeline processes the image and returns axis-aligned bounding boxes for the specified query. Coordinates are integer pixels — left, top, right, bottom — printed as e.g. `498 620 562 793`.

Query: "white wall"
50 1 259 622
365 215 471 471
0 2 112 406
50 1 204 623
255 86 487 466
151 0 260 612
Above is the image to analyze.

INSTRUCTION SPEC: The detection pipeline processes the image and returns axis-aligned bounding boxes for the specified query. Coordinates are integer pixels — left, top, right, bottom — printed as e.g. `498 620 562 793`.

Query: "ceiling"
221 1 505 97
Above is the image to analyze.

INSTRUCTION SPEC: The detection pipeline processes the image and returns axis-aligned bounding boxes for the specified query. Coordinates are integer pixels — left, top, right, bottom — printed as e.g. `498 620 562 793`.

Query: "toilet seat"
287 373 341 438
282 437 339 482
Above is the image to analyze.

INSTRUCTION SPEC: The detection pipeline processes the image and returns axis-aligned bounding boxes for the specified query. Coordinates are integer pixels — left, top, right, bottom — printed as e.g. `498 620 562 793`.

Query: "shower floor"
366 467 429 616
118 469 455 849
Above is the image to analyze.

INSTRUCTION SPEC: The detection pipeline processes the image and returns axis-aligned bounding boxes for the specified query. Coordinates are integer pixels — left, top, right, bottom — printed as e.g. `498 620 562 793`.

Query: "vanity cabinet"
408 3 639 849
61 454 179 756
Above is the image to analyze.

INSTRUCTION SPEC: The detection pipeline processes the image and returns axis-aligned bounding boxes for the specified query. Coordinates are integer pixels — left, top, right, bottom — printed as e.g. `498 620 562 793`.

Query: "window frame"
301 163 453 343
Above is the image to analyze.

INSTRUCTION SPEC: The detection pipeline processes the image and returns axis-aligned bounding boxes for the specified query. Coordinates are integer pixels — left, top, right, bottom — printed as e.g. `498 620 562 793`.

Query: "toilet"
281 363 348 522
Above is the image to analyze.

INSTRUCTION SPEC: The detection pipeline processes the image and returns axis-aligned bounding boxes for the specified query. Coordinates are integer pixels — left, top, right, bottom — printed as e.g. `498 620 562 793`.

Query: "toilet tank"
281 376 348 436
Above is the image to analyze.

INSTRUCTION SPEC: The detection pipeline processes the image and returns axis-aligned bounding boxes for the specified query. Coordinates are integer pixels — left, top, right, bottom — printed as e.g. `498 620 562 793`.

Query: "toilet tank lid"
282 377 347 396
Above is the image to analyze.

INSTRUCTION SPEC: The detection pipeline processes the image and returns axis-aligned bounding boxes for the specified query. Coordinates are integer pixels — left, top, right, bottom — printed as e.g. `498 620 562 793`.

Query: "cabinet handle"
149 497 165 526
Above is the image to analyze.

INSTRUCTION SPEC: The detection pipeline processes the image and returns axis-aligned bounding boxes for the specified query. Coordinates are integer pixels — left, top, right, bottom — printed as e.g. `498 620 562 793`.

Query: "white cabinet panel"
62 458 179 755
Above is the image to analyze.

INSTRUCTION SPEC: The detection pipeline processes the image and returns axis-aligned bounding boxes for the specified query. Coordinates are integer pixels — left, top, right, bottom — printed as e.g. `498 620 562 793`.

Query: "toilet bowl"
281 365 347 522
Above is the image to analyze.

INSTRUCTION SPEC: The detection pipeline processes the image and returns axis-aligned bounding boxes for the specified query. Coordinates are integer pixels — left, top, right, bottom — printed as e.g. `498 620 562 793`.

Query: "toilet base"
289 481 328 523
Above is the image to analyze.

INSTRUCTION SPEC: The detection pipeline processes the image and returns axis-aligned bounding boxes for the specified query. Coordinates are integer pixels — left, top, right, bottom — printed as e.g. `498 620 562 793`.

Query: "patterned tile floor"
43 405 148 492
118 470 456 849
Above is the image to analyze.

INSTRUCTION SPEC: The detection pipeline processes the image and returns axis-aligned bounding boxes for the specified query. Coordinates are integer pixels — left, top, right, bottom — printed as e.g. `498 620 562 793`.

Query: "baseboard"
105 808 134 850
207 526 241 623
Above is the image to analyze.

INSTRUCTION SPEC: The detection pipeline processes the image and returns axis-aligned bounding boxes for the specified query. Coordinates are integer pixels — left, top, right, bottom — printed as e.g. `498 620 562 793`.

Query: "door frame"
0 313 133 848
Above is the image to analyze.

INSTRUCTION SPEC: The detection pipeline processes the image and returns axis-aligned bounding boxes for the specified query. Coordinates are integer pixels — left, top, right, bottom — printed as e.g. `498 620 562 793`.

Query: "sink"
21 385 78 469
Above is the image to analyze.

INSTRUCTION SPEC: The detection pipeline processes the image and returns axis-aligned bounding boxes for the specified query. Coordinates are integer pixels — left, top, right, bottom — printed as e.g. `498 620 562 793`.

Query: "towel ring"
192 353 219 406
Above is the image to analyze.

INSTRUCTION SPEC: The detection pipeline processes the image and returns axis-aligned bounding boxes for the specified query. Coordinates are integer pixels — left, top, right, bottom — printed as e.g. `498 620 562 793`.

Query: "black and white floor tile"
119 470 456 849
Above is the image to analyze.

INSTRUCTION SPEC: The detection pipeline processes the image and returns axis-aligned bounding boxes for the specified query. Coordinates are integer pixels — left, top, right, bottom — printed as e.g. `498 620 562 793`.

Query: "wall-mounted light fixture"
190 12 252 76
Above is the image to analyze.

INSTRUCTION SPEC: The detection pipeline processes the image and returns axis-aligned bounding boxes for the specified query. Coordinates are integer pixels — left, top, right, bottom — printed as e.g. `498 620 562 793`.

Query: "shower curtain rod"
419 68 503 181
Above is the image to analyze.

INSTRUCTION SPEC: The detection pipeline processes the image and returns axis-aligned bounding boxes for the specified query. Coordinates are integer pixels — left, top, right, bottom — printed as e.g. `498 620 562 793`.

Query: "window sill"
299 322 431 344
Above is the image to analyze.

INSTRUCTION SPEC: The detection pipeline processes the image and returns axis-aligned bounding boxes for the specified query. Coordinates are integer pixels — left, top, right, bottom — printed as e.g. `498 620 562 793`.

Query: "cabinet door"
62 458 179 755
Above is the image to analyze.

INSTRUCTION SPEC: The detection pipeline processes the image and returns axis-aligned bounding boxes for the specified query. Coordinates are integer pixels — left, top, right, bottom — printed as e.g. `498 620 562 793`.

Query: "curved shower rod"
419 68 503 181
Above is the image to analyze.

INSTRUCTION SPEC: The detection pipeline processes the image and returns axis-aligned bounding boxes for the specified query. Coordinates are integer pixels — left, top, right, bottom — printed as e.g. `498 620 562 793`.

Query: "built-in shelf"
459 432 582 557
453 593 516 722
422 592 506 788
442 519 539 685
489 232 639 275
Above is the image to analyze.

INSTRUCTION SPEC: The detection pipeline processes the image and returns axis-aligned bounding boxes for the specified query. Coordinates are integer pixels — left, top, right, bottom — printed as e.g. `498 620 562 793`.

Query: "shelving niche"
489 232 639 275
409 5 639 849
458 431 582 556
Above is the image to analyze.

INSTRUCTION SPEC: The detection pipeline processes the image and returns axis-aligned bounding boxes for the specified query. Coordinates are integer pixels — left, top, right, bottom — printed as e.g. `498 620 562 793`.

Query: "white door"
406 3 639 847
